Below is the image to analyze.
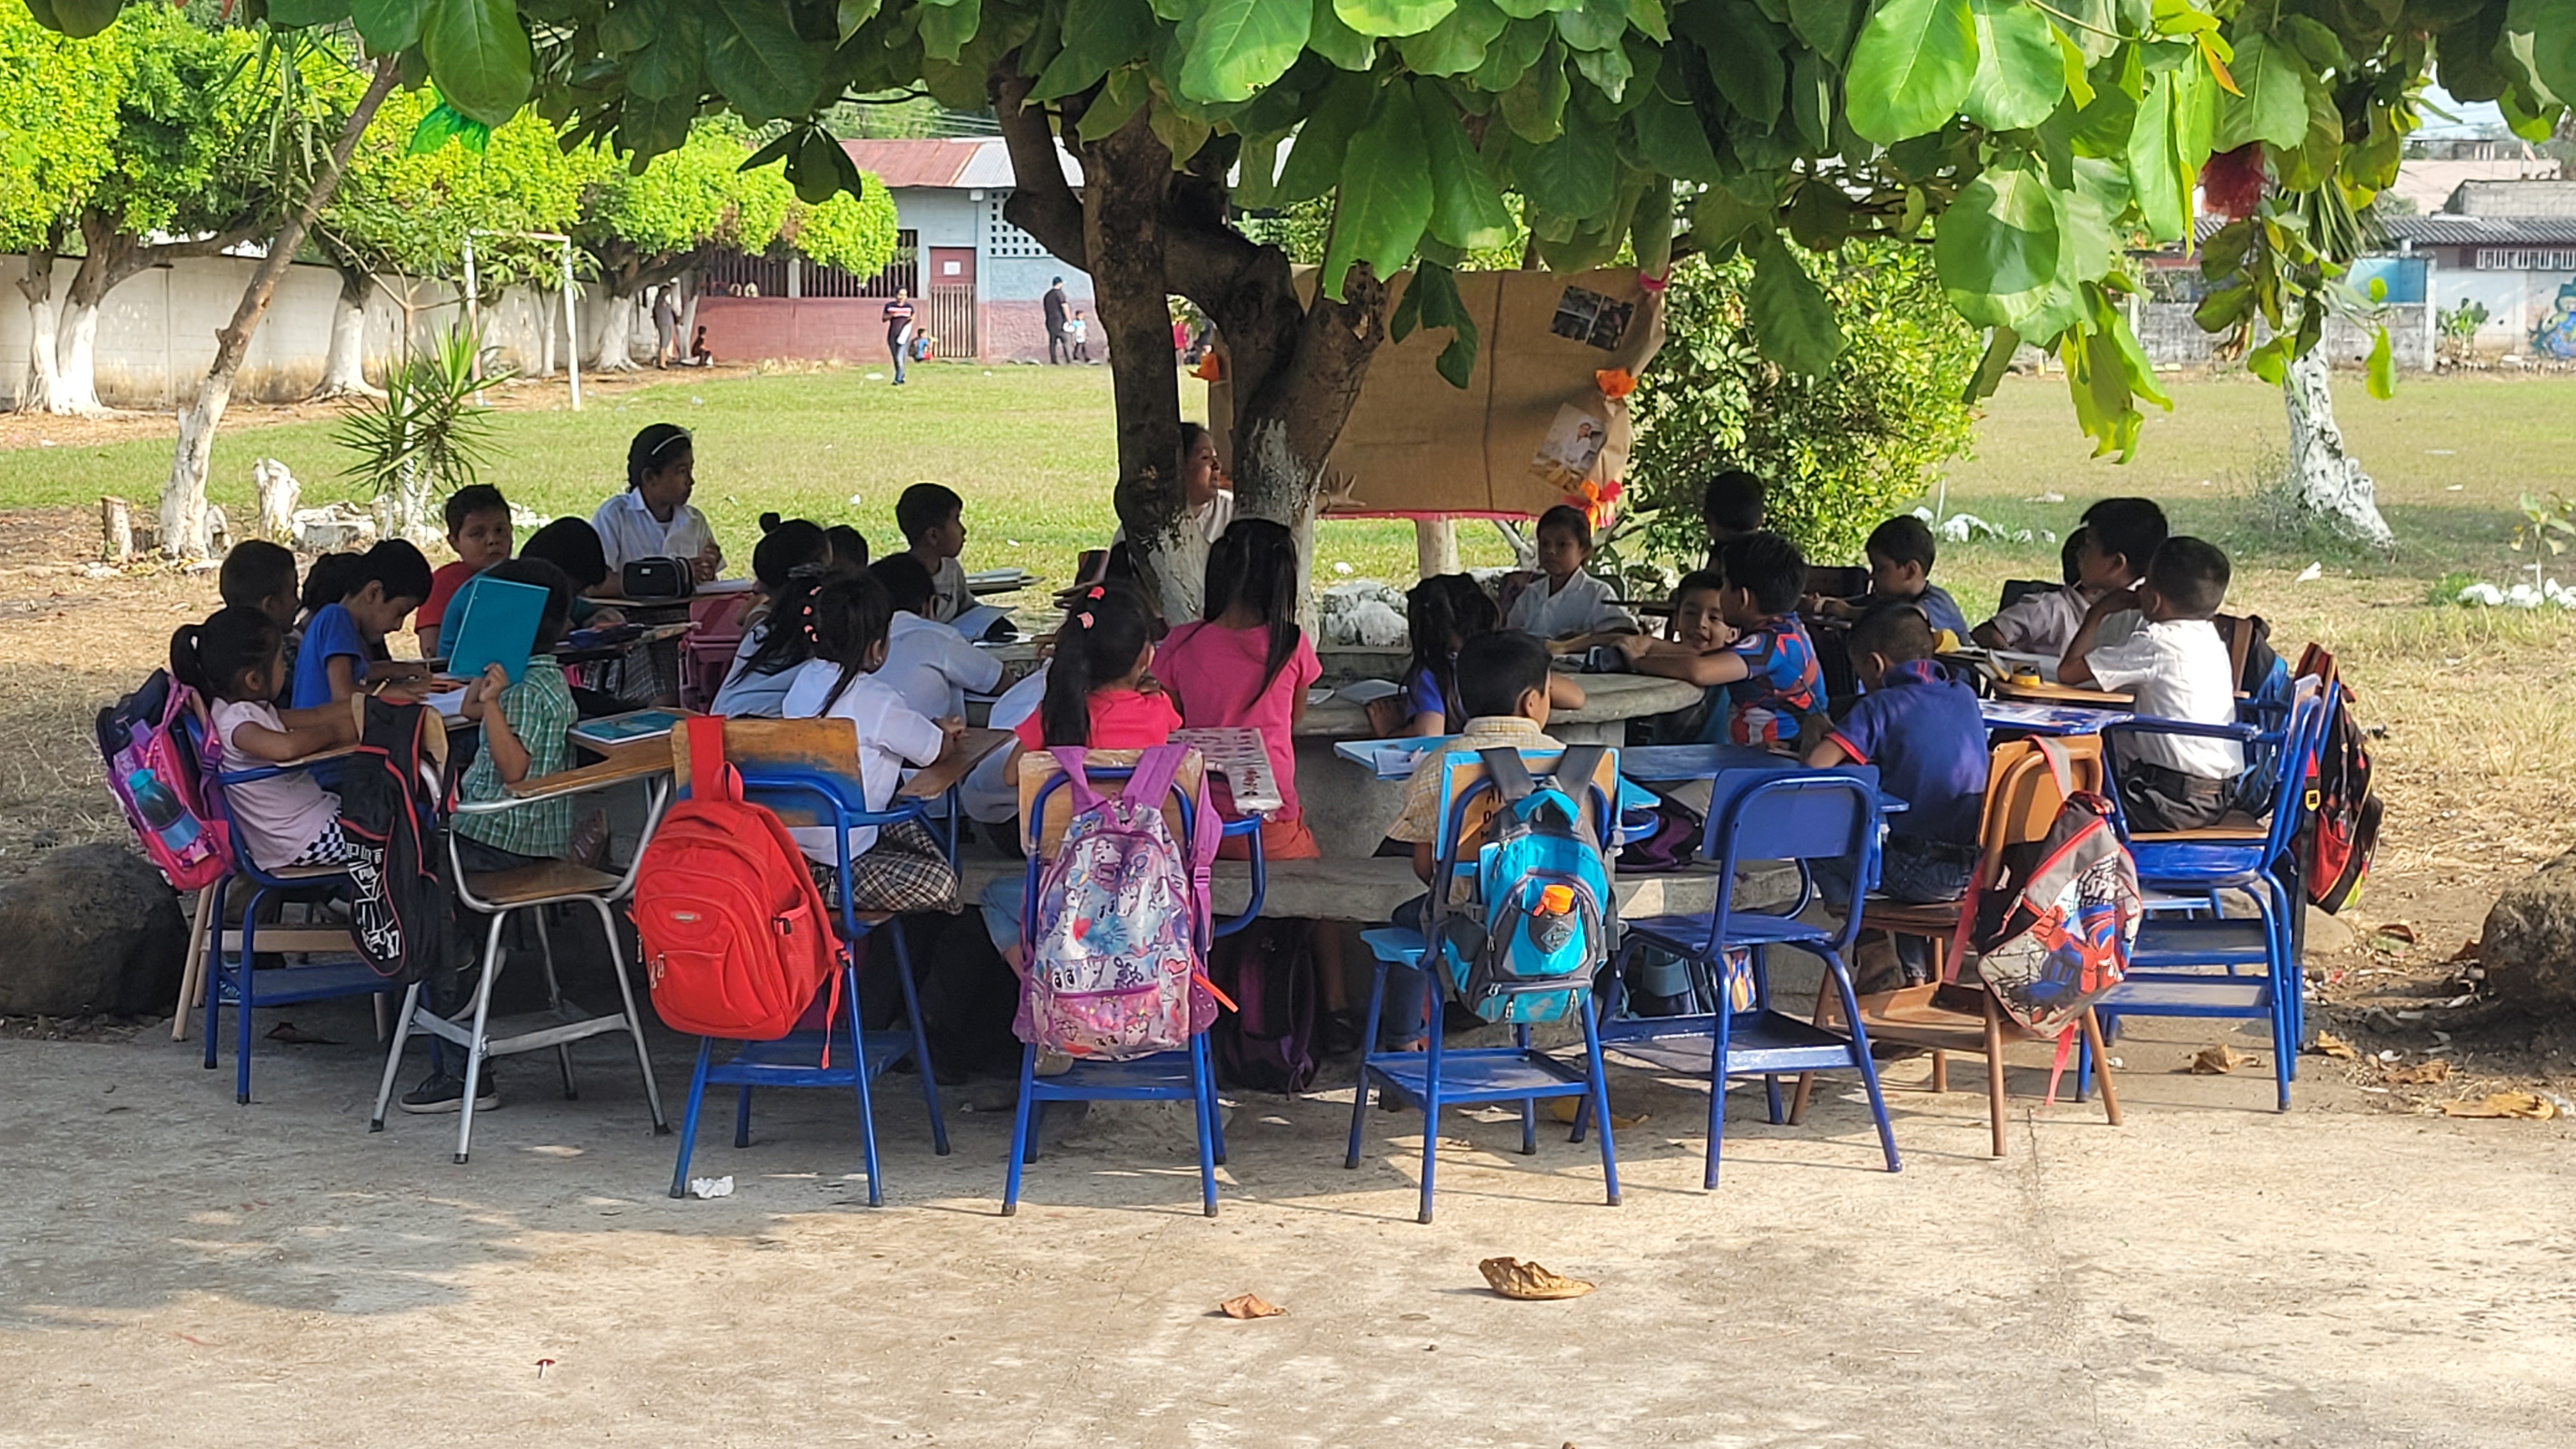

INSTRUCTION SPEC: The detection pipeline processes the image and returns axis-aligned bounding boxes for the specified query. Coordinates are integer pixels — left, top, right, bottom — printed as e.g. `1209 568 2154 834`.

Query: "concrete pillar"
1414 517 1457 578
787 255 802 300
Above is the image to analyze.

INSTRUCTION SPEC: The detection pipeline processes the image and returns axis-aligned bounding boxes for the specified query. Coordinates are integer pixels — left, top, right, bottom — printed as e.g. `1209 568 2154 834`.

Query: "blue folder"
443 575 549 686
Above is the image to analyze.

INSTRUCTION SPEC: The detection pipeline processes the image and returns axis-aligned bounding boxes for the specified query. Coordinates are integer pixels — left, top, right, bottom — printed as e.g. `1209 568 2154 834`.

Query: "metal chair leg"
533 908 577 1101
1344 960 1390 1170
886 920 949 1154
453 913 508 1165
1417 1017 1445 1224
371 981 427 1131
1583 995 1620 1208
1002 1044 1038 1215
846 965 883 1207
1192 1035 1218 1218
589 897 668 1133
1827 949 1902 1175
234 901 261 1104
670 1038 714 1199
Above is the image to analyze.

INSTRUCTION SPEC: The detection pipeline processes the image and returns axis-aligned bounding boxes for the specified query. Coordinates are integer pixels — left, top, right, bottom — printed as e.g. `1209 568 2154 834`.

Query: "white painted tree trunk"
591 292 641 371
50 298 105 416
535 289 556 378
163 379 229 559
2283 349 2395 549
311 283 379 399
253 457 300 540
17 254 62 414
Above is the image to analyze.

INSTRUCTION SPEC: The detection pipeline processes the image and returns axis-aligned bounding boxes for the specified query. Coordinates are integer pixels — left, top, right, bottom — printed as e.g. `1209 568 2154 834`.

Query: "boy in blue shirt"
1806 604 1991 985
1616 531 1824 750
291 539 433 710
1812 515 1970 640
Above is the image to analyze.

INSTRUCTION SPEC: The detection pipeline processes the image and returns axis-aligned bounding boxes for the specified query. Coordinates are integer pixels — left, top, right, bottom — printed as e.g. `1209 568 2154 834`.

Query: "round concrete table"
1293 671 1703 858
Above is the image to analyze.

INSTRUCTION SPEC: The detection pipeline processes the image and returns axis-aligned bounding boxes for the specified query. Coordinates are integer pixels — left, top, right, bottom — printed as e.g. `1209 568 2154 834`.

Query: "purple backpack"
1015 744 1222 1061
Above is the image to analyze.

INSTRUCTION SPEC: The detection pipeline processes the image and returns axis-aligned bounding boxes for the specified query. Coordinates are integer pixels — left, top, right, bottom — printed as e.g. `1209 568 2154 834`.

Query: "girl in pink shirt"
1156 518 1322 861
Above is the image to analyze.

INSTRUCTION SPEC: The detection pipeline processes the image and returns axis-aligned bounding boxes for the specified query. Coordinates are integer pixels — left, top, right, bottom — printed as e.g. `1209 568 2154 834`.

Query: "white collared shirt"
877 611 1003 720
1505 569 1634 640
591 489 721 574
2086 611 2243 779
779 661 944 861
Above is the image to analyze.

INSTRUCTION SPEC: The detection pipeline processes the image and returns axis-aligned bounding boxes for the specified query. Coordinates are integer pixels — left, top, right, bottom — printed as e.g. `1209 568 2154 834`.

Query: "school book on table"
570 709 688 749
441 574 549 685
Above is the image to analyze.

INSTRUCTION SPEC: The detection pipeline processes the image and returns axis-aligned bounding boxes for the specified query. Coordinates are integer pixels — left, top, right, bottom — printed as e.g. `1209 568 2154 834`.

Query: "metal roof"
838 138 1082 191
2381 213 2576 246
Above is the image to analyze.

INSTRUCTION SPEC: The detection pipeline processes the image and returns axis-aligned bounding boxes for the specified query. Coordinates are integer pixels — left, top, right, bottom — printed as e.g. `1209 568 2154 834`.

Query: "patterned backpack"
1965 761 2142 1039
96 670 233 891
1015 744 1221 1061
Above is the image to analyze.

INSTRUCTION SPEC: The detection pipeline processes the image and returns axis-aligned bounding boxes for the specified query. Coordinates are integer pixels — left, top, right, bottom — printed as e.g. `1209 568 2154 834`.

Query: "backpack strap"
1048 746 1105 814
1551 744 1608 825
2031 734 2075 798
685 716 739 804
1480 746 1538 804
1133 742 1222 952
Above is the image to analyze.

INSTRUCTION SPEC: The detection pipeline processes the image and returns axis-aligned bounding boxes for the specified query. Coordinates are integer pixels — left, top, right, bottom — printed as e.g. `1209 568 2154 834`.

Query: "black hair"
870 552 937 615
1201 517 1303 697
1535 503 1593 552
1039 586 1153 747
2146 535 2231 618
1178 420 1210 473
737 565 835 680
1702 470 1767 537
443 483 509 537
1456 629 1552 720
170 606 282 705
1673 568 1726 602
1866 514 1937 573
1719 531 1807 618
1404 574 1496 721
809 572 896 714
627 424 692 491
1847 599 1938 664
2060 526 2087 585
300 551 363 620
521 518 610 592
896 482 962 544
2079 497 2168 581
751 516 831 590
825 524 870 572
351 539 433 604
219 540 297 612
479 557 576 650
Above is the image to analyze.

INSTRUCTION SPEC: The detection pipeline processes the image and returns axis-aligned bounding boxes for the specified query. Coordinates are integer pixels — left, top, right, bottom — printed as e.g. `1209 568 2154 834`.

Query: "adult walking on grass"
1042 277 1070 365
884 289 916 387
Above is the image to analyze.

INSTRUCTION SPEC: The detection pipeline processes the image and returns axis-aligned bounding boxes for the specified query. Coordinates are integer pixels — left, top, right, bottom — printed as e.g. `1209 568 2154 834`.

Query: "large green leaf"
33 0 122 38
1309 0 1381 66
1517 112 1618 215
1933 156 2062 328
270 0 355 28
1553 0 1629 50
2211 31 2310 151
702 0 825 117
1035 0 1160 98
1180 0 1312 100
1749 232 1847 374
620 91 698 157
1965 0 2064 131
1335 0 1458 38
351 0 428 50
1276 71 1377 199
1499 40 1572 139
1845 0 1978 144
1470 15 1556 87
1629 71 1724 180
423 0 535 126
2518 0 2576 105
1320 89 1436 300
2124 70 2186 240
1679 1 1784 126
1077 65 1152 141
916 0 985 62
1786 0 1865 59
1402 0 1512 72
1420 80 1517 245
627 1 709 100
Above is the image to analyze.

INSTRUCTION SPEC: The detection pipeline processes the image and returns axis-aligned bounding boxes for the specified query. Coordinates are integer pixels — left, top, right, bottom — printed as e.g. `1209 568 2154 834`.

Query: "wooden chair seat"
1858 899 1963 937
464 859 623 907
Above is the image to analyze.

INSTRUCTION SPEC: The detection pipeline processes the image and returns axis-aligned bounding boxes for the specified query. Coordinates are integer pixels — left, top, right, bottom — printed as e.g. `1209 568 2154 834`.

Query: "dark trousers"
1046 328 1070 364
2119 762 2234 832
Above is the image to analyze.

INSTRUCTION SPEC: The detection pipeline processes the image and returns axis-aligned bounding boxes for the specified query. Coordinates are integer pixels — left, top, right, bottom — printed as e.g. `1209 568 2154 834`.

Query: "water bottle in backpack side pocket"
127 767 204 857
1529 882 1577 956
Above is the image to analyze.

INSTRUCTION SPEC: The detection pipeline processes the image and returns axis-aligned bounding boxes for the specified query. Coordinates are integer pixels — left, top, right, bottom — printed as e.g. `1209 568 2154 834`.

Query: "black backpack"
335 698 452 982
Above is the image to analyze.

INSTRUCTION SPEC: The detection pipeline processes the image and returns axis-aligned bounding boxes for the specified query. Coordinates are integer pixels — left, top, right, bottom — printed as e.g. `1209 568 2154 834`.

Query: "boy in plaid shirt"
451 558 579 873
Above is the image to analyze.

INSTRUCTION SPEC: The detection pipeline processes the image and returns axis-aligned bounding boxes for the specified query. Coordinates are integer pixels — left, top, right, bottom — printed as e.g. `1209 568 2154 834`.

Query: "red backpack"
2293 645 2380 915
634 719 840 1046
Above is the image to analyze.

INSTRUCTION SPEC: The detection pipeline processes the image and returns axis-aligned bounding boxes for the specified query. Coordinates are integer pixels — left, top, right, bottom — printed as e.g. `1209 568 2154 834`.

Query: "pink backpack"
96 671 233 891
1014 744 1222 1061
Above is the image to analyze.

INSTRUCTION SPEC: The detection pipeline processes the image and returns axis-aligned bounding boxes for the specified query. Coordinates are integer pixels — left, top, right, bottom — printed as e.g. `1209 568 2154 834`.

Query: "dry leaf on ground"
1478 1257 1595 1301
2384 1059 2451 1086
1546 1098 1646 1130
2448 939 2481 963
2191 1045 2245 1075
2312 1032 2358 1059
2375 922 2419 944
2442 1092 2557 1120
1218 1293 1285 1320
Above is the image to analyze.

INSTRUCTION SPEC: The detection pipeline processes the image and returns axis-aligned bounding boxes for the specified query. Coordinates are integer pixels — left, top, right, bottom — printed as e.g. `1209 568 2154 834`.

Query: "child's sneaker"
399 1069 500 1114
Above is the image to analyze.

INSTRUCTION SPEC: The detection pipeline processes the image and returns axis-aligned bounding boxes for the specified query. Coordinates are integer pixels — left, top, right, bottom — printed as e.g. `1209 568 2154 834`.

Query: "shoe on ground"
399 1070 499 1114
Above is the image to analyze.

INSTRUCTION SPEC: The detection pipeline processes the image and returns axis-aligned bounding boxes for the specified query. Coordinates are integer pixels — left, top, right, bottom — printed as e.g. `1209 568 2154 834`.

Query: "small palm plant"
334 322 516 541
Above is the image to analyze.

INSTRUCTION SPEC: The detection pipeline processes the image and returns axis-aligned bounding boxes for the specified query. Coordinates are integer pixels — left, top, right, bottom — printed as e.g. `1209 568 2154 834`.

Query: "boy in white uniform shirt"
2060 535 2243 832
1505 504 1637 645
870 553 1004 719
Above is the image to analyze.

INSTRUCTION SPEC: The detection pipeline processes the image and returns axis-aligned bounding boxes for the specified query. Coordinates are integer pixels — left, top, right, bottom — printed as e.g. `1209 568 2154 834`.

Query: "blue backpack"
1430 746 1615 1024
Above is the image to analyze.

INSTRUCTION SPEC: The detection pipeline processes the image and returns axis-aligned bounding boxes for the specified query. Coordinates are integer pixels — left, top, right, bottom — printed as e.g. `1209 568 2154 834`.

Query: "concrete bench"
953 855 1798 925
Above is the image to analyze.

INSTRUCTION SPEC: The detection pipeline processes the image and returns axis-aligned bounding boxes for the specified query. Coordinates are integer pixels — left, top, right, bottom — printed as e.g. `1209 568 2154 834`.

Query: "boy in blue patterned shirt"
1618 531 1825 750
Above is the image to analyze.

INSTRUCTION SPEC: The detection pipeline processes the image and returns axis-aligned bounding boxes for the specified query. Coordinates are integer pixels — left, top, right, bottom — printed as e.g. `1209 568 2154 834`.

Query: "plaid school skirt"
809 817 960 915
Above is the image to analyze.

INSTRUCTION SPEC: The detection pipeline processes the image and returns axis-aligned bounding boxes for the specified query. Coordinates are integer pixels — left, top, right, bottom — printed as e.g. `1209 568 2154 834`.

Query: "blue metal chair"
186 713 403 1105
664 718 951 1206
2083 679 2331 1111
1002 750 1263 1218
1345 746 1623 1225
1603 767 1904 1188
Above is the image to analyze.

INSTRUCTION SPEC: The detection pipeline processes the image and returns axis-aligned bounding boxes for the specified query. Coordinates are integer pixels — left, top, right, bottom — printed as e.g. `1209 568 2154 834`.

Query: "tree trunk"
52 295 106 416
161 58 401 562
16 250 62 414
1080 118 1193 620
2283 348 2394 549
310 261 381 400
535 286 557 379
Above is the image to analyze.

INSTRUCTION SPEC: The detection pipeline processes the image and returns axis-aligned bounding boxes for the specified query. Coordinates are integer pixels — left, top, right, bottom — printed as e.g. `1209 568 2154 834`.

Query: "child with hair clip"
713 566 834 717
169 607 361 871
780 573 965 911
1155 519 1324 860
978 585 1178 974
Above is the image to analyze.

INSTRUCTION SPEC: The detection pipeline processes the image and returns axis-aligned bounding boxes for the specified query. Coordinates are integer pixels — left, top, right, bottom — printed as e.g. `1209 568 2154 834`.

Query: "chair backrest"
2260 675 2331 860
1429 745 1622 880
1975 735 2106 883
1016 747 1208 859
1699 769 1883 960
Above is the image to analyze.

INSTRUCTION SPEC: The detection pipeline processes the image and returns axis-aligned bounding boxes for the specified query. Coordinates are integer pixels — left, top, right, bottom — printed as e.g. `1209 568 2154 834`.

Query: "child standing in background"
896 482 972 623
1505 505 1637 645
292 539 433 710
415 484 514 657
1156 519 1324 861
780 574 964 911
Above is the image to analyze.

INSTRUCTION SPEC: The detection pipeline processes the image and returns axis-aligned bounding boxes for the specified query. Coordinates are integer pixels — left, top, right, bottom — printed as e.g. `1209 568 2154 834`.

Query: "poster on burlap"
1207 268 1666 519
